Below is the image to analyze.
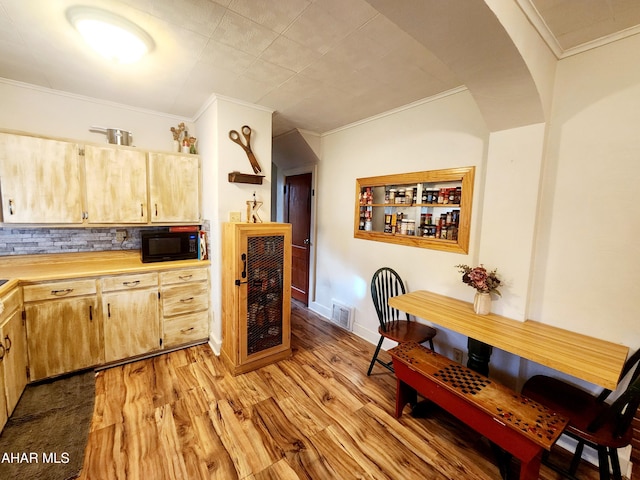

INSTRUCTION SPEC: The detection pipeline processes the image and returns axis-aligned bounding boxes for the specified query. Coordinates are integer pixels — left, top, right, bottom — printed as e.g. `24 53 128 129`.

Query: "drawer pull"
8 199 14 215
179 275 193 281
180 327 195 333
180 297 194 303
123 280 140 287
51 288 73 296
4 335 11 353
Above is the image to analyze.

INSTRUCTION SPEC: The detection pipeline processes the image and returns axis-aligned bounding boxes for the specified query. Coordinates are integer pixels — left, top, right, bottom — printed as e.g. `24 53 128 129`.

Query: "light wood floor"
78 301 602 480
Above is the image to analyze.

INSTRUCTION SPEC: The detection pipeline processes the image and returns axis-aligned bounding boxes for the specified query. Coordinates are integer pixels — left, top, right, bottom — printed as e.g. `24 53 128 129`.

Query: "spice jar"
400 219 409 235
406 220 416 236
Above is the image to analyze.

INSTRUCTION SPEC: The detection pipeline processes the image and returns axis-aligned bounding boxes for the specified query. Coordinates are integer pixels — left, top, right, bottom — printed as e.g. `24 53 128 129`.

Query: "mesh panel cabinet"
221 222 292 375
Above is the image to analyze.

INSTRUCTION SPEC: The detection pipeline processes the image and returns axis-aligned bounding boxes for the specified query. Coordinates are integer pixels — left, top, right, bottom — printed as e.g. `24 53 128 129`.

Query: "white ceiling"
0 0 638 137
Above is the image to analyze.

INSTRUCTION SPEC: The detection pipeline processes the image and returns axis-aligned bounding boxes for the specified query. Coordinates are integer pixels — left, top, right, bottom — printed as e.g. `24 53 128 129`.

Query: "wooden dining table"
387 290 629 390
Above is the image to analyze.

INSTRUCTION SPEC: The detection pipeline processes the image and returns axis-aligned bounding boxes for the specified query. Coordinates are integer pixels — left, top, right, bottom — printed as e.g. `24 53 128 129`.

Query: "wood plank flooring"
78 301 602 480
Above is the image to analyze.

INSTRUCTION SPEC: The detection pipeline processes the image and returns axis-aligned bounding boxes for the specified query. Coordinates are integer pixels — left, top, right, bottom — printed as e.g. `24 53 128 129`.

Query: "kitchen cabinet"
354 167 475 254
83 144 148 223
102 272 160 363
148 152 201 223
0 130 202 226
0 351 6 432
221 222 292 375
23 279 102 381
0 286 26 432
160 267 209 348
0 132 83 224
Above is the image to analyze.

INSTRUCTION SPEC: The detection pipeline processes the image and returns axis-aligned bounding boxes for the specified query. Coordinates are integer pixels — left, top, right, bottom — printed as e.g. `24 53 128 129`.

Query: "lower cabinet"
17 265 208 383
0 286 27 432
102 273 160 363
160 267 209 348
23 279 102 381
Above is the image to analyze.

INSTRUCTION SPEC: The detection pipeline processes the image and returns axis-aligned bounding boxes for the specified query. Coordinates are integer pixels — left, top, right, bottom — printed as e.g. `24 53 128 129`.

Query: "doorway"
284 172 312 305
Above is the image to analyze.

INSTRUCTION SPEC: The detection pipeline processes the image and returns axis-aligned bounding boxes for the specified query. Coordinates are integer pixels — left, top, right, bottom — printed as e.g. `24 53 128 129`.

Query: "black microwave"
141 231 199 263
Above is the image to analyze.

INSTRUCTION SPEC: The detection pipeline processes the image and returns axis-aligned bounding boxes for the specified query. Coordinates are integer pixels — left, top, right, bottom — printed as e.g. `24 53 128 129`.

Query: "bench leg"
519 451 542 480
395 379 417 418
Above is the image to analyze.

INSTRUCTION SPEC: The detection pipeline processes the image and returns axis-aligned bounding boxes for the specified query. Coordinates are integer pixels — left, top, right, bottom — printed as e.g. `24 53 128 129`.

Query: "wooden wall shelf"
228 172 264 185
355 167 475 254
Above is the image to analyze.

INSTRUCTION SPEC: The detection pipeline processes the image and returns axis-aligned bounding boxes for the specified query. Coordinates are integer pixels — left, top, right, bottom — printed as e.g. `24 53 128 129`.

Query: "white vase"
473 292 492 315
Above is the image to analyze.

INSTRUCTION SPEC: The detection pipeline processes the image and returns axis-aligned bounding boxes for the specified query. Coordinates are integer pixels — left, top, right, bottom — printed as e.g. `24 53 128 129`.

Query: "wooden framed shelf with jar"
354 167 475 254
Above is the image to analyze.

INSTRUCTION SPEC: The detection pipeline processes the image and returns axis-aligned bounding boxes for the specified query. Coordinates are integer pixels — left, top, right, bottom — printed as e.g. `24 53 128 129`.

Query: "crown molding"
516 0 640 59
321 86 467 137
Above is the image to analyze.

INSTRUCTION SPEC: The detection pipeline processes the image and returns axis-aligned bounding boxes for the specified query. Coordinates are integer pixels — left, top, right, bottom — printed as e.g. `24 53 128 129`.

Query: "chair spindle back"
371 267 408 332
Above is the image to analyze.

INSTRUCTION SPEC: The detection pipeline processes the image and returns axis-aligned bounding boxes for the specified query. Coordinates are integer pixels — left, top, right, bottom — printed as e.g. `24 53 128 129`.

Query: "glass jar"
406 220 416 236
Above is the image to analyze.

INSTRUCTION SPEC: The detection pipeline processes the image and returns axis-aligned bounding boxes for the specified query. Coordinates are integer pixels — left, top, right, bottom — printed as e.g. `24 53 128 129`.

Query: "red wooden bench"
389 342 568 480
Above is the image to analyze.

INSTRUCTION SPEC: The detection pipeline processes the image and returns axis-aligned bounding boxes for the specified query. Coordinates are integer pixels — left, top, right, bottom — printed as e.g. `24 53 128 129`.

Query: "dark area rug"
0 370 95 480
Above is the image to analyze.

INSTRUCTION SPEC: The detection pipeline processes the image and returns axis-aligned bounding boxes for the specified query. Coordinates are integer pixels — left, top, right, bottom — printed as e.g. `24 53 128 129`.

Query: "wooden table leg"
395 379 417 418
467 337 493 376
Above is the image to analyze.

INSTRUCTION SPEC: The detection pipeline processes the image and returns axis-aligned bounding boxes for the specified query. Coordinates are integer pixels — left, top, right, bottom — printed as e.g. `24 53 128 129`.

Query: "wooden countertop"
388 290 629 390
0 250 210 294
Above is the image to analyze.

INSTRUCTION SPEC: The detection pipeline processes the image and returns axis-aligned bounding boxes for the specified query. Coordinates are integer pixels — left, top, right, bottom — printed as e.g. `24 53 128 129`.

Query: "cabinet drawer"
162 283 208 317
164 311 209 347
102 272 158 292
0 288 21 323
23 279 96 302
160 268 208 286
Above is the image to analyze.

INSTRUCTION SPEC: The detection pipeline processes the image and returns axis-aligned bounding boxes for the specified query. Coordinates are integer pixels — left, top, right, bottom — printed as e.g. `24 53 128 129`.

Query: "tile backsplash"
0 221 209 256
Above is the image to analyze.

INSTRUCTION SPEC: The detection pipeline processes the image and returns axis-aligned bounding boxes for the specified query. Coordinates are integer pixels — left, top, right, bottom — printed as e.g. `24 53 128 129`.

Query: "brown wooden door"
284 173 312 305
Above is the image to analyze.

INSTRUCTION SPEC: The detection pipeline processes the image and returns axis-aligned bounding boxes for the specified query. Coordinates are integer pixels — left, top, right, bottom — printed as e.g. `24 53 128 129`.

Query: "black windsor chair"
367 267 436 376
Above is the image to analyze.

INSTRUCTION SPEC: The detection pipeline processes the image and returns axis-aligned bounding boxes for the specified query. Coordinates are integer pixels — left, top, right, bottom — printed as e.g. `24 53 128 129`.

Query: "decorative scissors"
229 125 261 174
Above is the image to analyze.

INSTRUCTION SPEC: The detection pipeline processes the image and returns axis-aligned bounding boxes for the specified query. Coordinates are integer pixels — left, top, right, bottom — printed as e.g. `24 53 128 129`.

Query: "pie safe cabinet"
221 222 292 375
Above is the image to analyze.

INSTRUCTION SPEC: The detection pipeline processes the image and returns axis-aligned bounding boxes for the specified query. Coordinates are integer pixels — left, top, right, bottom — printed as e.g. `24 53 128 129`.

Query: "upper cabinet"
0 132 84 224
0 131 201 226
354 167 475 254
148 153 201 224
84 145 148 224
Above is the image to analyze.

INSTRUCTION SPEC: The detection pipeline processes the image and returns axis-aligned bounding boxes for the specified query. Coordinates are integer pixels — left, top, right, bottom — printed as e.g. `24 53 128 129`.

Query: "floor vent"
331 300 354 331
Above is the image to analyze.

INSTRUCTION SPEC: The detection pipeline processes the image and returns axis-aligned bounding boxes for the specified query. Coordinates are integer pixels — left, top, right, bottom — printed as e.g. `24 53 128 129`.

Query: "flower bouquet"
455 264 502 314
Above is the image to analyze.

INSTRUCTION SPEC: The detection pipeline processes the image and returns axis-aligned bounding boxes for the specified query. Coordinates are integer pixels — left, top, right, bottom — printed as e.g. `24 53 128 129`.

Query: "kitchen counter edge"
0 250 211 295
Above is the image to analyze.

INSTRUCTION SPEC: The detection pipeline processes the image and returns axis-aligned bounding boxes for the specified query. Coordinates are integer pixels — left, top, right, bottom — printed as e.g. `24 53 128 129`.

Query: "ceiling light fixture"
66 6 154 64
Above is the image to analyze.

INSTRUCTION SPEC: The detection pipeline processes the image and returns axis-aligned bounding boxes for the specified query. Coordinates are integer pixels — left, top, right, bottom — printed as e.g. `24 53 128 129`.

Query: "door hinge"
22 310 26 322
26 366 30 380
158 292 161 299
159 338 163 347
79 147 85 156
312 189 315 196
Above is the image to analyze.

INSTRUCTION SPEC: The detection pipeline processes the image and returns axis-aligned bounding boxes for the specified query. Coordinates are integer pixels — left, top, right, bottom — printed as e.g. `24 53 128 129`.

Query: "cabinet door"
84 145 148 223
0 133 83 223
1 308 28 416
148 153 200 223
0 344 8 432
238 228 291 365
103 289 160 363
25 296 102 381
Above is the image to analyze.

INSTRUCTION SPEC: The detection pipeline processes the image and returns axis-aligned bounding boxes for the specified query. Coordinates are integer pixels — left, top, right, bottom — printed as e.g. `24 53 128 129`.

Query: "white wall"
529 35 640 351
313 90 490 364
195 95 273 351
0 79 192 150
